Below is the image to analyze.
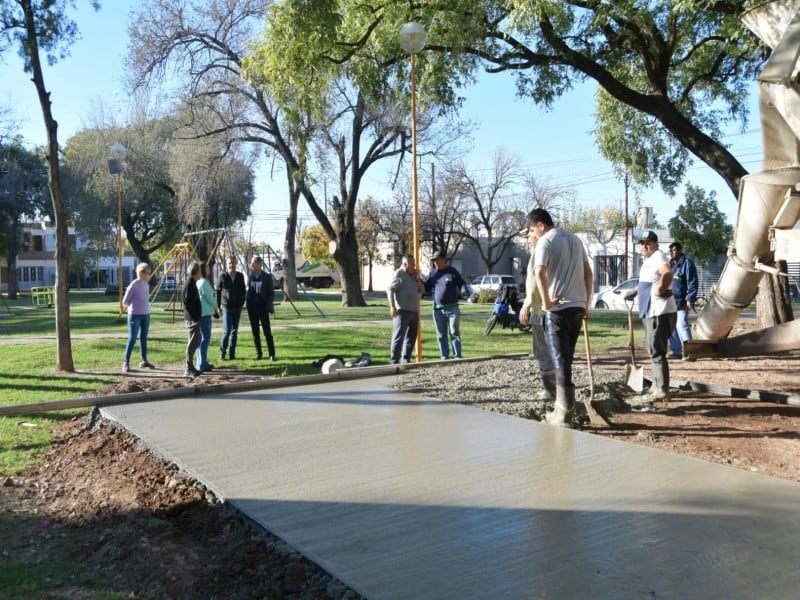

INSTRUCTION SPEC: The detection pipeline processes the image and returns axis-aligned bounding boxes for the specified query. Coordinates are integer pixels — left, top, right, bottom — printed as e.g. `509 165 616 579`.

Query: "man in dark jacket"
216 256 246 360
668 242 698 359
424 250 468 359
246 256 276 361
182 261 203 378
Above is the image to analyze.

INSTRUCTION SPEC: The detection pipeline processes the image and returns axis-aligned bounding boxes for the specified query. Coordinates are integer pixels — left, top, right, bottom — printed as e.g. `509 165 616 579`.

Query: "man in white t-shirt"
527 208 593 427
636 230 677 403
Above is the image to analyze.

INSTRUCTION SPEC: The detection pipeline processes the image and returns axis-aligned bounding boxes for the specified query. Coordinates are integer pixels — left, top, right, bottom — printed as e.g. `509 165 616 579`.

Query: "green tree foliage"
64 121 181 266
65 118 256 267
567 205 627 235
668 184 732 268
0 140 49 296
288 1 763 198
300 224 336 270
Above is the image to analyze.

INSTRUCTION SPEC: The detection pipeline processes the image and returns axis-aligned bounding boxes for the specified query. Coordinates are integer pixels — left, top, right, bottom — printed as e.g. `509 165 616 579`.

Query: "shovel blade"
625 363 645 392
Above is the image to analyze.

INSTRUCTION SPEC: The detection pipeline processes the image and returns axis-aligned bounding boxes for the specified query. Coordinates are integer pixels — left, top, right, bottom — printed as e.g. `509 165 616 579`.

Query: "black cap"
639 230 658 243
433 250 447 260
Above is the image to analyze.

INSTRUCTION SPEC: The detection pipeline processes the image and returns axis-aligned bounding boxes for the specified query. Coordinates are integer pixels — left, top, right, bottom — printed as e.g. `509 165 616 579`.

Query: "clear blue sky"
1 0 762 249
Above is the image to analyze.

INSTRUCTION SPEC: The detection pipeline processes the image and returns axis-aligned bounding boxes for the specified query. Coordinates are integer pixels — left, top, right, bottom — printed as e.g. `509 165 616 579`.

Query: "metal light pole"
399 20 426 362
108 143 127 311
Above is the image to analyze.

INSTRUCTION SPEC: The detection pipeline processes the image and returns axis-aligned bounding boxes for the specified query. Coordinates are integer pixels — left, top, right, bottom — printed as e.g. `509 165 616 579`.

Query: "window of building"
32 235 44 251
595 255 625 288
36 267 43 282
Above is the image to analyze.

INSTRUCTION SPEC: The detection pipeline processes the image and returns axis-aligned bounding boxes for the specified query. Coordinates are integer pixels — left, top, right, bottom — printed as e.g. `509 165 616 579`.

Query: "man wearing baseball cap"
636 230 677 405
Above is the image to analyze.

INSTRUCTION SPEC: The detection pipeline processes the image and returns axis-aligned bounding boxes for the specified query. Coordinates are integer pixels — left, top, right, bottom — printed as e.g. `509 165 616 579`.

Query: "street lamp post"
399 20 426 362
108 143 127 311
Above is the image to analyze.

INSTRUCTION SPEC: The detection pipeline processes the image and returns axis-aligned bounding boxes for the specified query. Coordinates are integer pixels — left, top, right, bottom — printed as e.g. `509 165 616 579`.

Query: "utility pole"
624 169 630 280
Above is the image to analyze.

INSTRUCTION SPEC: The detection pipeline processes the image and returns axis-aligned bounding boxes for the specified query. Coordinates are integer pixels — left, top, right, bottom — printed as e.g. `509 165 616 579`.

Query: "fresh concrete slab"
103 378 800 599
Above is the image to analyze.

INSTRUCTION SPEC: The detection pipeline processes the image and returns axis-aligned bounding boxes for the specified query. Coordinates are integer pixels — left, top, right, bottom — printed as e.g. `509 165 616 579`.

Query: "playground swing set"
141 228 325 321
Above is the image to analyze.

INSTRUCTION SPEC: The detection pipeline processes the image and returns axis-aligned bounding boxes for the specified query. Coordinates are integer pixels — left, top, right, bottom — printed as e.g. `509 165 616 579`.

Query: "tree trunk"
126 233 151 267
332 210 365 307
756 263 794 330
22 0 74 371
283 185 301 302
367 259 373 293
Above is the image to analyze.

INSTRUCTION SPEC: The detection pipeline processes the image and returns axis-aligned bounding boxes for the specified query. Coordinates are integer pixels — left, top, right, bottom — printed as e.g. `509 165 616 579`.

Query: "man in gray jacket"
387 255 423 364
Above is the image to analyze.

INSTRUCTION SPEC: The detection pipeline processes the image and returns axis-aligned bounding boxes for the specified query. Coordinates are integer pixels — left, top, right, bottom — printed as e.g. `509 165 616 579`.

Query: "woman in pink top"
122 262 155 372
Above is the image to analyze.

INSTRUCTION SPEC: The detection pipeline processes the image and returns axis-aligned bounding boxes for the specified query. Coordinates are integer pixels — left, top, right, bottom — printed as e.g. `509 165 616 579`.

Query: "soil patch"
1 368 360 600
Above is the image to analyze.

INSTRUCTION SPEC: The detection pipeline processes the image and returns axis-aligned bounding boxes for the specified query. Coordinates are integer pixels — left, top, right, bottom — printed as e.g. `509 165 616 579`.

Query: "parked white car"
467 274 519 300
592 278 639 310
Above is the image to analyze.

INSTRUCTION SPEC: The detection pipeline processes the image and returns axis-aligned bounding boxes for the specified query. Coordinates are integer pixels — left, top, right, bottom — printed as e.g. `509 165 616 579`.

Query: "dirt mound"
1 415 355 599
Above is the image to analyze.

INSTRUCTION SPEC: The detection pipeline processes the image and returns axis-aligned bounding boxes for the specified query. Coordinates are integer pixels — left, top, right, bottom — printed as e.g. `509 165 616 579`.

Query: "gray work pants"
390 309 419 363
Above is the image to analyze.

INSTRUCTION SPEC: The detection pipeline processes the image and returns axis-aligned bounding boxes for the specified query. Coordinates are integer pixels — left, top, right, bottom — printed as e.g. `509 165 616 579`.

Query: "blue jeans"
432 305 461 359
669 307 691 356
220 306 242 355
124 313 150 363
196 315 213 369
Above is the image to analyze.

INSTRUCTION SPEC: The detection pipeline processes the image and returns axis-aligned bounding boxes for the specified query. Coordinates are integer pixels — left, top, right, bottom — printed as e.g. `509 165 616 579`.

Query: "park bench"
30 286 55 308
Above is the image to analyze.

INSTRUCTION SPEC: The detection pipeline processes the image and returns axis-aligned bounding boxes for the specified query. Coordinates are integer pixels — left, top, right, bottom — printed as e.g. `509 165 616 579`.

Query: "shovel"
623 292 644 393
582 319 611 427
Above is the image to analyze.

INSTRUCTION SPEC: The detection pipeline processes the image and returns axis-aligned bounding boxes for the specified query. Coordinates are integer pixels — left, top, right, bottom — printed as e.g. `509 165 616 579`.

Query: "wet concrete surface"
102 378 800 599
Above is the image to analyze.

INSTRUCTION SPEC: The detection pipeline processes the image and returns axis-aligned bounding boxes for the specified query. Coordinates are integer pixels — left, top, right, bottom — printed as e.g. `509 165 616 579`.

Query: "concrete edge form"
0 353 527 418
673 378 800 406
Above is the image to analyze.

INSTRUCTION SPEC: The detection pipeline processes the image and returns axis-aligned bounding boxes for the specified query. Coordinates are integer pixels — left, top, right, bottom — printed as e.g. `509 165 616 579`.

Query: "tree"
420 167 468 262
299 224 336 270
243 2 467 306
520 173 572 218
668 184 732 268
355 196 383 292
0 0 100 371
568 205 628 248
64 121 182 267
128 0 312 303
377 184 413 266
452 150 527 274
168 130 256 265
0 140 50 298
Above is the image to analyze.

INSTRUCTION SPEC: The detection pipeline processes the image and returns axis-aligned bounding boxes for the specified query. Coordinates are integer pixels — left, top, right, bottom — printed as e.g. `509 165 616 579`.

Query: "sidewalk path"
102 377 800 599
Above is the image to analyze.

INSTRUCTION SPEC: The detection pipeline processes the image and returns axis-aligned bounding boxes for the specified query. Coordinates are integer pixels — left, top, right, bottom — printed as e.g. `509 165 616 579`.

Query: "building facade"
0 221 135 292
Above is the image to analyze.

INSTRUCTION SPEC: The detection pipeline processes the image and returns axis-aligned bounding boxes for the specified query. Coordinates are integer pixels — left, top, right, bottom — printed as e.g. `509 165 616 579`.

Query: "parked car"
592 277 639 310
467 274 519 300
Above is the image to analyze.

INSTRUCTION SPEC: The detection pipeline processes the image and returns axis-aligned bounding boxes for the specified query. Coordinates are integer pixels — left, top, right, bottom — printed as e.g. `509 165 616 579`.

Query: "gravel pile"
392 356 637 424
